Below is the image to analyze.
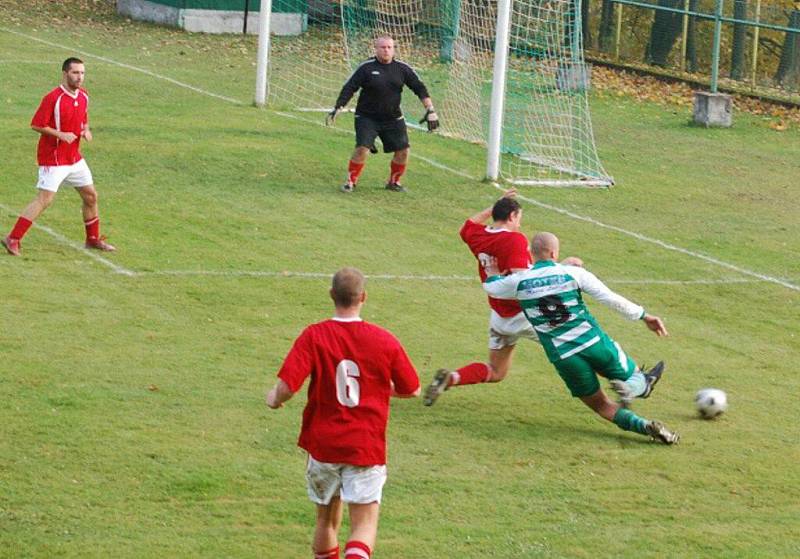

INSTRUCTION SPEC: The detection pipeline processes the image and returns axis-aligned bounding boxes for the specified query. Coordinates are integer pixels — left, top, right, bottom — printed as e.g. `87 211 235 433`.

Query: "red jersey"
278 318 419 466
31 85 89 166
460 219 532 317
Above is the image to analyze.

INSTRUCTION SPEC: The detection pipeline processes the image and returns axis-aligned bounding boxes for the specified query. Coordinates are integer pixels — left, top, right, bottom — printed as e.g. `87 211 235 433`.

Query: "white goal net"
260 0 613 187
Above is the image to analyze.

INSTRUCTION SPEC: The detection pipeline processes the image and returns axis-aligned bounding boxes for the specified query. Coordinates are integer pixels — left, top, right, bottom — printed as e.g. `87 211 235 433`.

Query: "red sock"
453 362 492 386
84 217 100 241
314 545 339 559
9 217 33 240
388 161 406 184
348 160 365 185
344 540 371 559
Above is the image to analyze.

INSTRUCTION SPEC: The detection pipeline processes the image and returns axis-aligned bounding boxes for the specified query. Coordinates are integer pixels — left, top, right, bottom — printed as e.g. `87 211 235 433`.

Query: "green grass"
1 2 799 557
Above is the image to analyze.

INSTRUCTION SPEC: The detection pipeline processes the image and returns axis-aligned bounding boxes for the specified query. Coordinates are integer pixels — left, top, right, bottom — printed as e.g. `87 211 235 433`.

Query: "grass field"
1 2 799 557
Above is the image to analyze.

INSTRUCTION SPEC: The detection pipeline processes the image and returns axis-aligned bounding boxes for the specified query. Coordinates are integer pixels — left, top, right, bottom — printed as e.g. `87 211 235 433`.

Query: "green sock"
613 408 649 435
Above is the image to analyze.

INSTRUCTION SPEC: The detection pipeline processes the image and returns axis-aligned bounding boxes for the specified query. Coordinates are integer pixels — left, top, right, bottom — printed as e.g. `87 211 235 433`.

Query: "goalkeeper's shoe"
2 236 21 256
341 181 355 193
645 420 680 445
640 361 665 399
385 181 406 193
423 368 454 406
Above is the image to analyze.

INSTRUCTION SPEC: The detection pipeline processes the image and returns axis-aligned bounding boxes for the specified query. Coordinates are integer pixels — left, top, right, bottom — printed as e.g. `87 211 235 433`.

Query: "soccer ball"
695 388 728 419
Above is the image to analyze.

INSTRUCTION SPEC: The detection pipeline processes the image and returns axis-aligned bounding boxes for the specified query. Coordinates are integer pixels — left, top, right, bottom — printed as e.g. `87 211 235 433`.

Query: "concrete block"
117 0 179 27
693 91 733 127
556 62 591 92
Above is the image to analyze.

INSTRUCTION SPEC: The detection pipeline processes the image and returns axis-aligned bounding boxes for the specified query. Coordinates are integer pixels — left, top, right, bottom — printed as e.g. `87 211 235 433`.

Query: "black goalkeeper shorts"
354 114 409 153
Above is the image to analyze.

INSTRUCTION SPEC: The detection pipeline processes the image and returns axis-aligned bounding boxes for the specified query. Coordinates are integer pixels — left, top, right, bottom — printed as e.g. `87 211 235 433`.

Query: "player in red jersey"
267 267 420 559
424 190 581 405
2 58 115 257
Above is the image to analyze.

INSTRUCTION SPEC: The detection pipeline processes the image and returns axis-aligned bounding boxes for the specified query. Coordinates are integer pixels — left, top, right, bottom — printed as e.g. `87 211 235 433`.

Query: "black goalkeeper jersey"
334 57 430 121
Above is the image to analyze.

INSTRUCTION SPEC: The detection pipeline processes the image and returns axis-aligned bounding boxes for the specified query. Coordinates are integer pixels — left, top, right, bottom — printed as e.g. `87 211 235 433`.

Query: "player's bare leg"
579 389 620 421
345 502 380 558
76 184 98 223
424 346 515 406
579 389 679 444
343 146 370 193
313 498 344 556
488 345 515 382
3 190 56 256
76 185 115 251
21 189 56 222
386 147 409 192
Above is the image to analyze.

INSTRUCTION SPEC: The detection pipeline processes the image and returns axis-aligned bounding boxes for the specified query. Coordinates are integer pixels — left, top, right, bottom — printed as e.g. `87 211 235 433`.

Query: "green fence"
142 0 306 12
584 0 800 100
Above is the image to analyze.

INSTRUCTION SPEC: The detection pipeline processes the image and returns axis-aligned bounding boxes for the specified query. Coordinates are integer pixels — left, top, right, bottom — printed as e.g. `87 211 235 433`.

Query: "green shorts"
553 333 637 397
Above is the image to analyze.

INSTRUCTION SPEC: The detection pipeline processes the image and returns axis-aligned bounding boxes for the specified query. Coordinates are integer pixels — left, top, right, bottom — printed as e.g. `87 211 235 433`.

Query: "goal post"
254 0 272 107
256 0 613 187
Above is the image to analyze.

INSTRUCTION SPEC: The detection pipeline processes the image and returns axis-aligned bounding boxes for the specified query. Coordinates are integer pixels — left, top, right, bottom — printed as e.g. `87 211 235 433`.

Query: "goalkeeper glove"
326 107 341 126
419 108 439 132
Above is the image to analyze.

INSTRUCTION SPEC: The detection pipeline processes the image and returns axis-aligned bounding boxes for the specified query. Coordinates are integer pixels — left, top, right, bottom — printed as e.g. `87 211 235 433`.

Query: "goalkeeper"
327 35 438 193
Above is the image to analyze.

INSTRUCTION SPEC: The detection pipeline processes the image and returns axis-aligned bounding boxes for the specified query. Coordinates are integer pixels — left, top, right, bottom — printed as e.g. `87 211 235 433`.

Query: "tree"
730 0 748 80
598 0 616 52
685 0 699 72
775 6 800 87
645 0 684 66
582 0 592 49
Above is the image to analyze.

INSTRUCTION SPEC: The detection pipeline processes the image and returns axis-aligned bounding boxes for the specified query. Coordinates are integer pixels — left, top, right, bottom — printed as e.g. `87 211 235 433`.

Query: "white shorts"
306 455 387 505
36 159 93 192
488 309 538 350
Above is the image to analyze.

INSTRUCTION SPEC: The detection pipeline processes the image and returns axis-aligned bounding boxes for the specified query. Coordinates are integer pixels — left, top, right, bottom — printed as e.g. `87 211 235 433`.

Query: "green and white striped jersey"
483 260 645 362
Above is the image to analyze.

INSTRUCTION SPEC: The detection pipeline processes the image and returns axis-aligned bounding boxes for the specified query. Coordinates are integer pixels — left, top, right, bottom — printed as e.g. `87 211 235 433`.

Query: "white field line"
0 203 135 276
492 183 800 292
274 111 477 179
138 269 794 286
0 28 243 105
0 60 59 64
3 27 796 292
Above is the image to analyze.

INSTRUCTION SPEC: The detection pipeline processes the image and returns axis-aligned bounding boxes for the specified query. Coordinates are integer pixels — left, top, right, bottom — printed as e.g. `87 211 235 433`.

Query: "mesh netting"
267 0 613 186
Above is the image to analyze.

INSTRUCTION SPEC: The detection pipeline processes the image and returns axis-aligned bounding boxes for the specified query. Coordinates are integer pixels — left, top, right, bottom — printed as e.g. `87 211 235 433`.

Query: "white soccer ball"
695 388 728 419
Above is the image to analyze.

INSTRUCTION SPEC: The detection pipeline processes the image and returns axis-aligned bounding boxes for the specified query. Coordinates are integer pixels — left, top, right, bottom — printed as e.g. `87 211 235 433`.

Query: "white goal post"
255 0 613 187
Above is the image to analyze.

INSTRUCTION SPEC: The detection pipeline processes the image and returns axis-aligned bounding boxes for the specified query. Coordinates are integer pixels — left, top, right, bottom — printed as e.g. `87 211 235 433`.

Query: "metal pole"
243 0 249 35
486 0 512 181
710 0 723 92
750 0 762 88
680 0 689 71
615 3 623 61
254 0 272 107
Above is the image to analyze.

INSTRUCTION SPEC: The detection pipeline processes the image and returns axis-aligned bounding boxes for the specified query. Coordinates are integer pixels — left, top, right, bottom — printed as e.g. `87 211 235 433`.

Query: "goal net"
263 0 613 187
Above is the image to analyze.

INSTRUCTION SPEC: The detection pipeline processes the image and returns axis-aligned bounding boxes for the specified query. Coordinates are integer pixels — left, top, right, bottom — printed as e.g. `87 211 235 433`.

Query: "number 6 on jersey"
336 359 361 407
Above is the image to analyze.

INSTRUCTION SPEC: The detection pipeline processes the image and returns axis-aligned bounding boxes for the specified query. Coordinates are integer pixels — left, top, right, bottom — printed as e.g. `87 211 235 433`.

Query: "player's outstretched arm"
573 267 646 321
467 189 517 224
643 314 669 337
560 256 583 267
266 379 294 409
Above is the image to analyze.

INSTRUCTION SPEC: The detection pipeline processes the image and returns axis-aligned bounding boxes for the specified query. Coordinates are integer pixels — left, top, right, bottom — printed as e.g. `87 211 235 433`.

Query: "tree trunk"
685 0 699 72
730 0 748 80
775 9 800 87
646 0 684 66
581 0 592 49
599 0 615 52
